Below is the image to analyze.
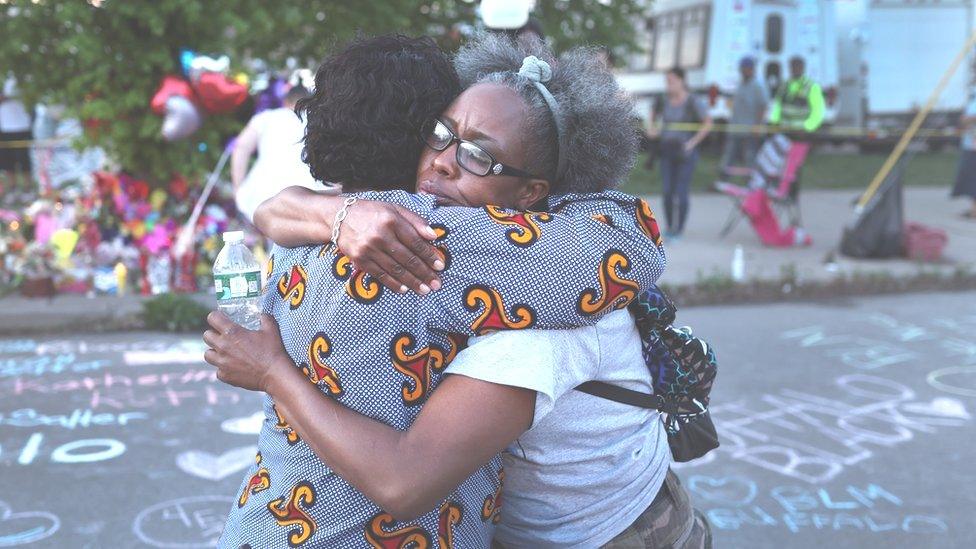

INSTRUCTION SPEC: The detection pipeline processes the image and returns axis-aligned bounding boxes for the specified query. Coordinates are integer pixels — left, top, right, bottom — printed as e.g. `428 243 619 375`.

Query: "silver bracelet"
331 196 358 251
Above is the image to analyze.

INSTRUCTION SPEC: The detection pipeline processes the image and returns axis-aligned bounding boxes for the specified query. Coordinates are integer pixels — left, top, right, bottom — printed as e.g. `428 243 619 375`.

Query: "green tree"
0 0 645 186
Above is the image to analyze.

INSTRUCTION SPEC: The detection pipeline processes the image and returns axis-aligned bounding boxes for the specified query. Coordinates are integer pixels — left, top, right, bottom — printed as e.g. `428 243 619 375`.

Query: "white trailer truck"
835 0 974 148
619 0 975 147
619 0 840 125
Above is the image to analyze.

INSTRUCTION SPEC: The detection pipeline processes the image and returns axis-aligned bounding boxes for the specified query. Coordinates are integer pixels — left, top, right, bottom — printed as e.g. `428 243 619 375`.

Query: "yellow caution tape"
651 121 961 139
0 138 69 149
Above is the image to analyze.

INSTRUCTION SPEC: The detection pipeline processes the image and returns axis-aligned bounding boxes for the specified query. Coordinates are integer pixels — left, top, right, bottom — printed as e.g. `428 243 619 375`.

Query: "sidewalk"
651 186 976 286
0 293 216 335
1 187 972 334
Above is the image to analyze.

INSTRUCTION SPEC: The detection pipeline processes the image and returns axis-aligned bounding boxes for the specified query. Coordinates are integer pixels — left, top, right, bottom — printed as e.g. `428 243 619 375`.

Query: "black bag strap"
575 381 663 410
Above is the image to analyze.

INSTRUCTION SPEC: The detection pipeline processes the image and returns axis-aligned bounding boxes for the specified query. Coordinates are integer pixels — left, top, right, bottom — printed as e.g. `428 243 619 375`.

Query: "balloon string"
173 145 232 258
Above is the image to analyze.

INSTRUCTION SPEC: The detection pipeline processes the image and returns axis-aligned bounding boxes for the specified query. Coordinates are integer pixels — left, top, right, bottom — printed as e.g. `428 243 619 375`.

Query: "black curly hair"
296 35 461 192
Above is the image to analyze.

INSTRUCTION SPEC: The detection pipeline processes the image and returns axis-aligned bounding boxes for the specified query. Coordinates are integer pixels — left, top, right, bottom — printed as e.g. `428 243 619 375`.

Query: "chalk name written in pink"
6 368 216 396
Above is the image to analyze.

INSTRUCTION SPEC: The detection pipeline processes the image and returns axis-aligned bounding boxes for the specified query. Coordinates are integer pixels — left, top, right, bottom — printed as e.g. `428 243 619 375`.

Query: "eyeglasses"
421 118 543 180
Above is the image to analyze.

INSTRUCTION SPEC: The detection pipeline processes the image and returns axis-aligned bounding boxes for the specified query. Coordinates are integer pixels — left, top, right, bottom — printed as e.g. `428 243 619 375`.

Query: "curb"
662 270 976 308
0 293 217 336
2 273 974 336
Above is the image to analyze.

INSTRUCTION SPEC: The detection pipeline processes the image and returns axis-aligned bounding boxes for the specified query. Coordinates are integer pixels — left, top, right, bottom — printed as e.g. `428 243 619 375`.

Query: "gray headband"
517 55 566 182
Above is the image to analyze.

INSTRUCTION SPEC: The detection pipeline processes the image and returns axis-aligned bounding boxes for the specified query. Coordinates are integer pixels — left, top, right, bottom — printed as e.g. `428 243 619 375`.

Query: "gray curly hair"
453 33 638 193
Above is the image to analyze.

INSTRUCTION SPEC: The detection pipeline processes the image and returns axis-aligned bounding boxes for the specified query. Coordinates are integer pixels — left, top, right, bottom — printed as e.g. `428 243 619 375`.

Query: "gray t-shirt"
659 94 708 143
446 310 671 548
730 78 769 126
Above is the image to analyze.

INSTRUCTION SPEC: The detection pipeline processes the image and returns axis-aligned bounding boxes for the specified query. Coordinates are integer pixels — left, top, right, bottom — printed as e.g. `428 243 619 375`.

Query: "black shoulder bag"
575 287 719 462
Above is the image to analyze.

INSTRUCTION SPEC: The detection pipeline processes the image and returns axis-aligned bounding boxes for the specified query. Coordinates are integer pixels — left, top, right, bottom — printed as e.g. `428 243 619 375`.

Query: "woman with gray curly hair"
210 34 710 548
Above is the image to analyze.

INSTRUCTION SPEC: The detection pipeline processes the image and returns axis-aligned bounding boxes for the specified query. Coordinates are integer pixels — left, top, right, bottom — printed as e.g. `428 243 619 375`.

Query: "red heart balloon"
193 72 249 114
150 75 195 115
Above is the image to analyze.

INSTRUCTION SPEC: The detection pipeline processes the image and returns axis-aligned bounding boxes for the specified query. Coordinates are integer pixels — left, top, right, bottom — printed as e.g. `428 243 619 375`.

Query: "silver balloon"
160 96 202 141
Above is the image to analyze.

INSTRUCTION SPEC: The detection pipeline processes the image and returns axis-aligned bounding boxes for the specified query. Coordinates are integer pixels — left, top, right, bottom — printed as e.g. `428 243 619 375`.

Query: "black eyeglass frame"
421 118 544 180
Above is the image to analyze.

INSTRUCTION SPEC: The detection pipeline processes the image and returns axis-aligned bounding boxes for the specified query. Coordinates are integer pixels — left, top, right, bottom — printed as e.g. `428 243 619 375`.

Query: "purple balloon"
254 78 284 114
273 79 290 101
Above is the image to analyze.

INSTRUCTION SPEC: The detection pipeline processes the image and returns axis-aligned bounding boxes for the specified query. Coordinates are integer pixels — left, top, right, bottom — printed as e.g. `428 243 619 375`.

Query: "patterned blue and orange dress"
219 190 666 548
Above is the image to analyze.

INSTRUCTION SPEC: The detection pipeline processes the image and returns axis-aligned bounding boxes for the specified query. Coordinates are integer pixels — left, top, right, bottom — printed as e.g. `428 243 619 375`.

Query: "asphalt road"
676 291 976 549
0 291 973 548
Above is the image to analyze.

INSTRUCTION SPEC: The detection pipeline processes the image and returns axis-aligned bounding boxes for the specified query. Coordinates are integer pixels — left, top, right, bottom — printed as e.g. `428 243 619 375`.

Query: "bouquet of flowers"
13 241 60 280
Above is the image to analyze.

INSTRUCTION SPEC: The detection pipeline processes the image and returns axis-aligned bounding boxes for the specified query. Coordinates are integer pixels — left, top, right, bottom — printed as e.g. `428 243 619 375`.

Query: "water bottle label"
214 271 261 300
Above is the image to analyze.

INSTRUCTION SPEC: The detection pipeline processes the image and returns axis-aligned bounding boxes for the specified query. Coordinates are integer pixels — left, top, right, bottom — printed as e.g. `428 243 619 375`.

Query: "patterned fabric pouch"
576 286 719 462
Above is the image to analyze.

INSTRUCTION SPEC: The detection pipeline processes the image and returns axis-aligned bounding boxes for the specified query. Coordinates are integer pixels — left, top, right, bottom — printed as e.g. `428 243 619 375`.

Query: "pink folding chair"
715 137 810 238
739 187 811 247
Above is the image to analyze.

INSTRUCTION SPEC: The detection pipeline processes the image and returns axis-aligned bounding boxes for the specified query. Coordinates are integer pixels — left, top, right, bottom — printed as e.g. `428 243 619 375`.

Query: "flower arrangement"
1 168 239 297
13 241 59 279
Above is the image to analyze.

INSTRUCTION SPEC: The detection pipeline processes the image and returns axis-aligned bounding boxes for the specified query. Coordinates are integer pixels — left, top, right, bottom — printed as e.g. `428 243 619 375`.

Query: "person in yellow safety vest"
769 56 825 133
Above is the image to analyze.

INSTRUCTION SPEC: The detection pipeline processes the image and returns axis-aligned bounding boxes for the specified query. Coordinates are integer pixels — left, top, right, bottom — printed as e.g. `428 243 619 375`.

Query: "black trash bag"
841 158 905 258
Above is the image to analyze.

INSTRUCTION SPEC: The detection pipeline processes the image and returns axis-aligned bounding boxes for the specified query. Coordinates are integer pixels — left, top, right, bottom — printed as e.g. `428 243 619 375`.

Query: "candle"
114 262 127 296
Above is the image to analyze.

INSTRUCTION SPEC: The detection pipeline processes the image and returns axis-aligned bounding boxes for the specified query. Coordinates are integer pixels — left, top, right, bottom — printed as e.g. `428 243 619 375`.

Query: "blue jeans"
660 147 699 234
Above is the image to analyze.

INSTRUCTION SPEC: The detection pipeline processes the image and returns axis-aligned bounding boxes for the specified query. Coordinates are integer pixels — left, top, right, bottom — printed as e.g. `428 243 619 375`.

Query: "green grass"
621 149 959 196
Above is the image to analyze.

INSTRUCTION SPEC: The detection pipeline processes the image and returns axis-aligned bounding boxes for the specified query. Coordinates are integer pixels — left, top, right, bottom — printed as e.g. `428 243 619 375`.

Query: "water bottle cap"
223 231 244 243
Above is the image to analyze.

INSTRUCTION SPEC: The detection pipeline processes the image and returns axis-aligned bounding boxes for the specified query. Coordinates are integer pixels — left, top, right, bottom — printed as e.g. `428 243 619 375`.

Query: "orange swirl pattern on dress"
238 452 271 508
365 513 432 549
346 270 382 304
267 481 317 547
577 250 639 315
300 332 344 397
484 205 552 247
636 198 664 246
437 501 464 548
464 285 536 336
390 333 446 405
277 265 308 310
481 469 504 524
273 404 300 445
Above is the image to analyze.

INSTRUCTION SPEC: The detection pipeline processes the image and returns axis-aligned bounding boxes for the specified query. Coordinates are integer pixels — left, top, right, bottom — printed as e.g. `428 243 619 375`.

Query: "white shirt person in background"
230 85 332 226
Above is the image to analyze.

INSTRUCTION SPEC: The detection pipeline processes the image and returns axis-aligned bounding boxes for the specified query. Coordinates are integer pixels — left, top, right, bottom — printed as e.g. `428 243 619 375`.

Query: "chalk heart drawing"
220 411 265 435
0 500 60 547
687 475 757 506
176 446 257 481
902 397 971 420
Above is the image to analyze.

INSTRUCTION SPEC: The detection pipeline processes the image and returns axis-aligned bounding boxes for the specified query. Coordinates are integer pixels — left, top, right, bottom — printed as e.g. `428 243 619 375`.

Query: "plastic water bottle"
731 244 745 282
213 231 262 330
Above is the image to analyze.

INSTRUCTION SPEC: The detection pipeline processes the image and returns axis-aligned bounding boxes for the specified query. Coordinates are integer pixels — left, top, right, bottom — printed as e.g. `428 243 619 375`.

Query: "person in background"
769 56 824 135
230 85 331 226
720 56 768 172
0 74 33 192
952 92 976 219
649 67 712 239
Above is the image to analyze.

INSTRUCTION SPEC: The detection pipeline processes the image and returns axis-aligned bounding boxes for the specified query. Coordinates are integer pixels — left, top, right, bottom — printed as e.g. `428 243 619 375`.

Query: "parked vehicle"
619 0 975 148
835 0 973 149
